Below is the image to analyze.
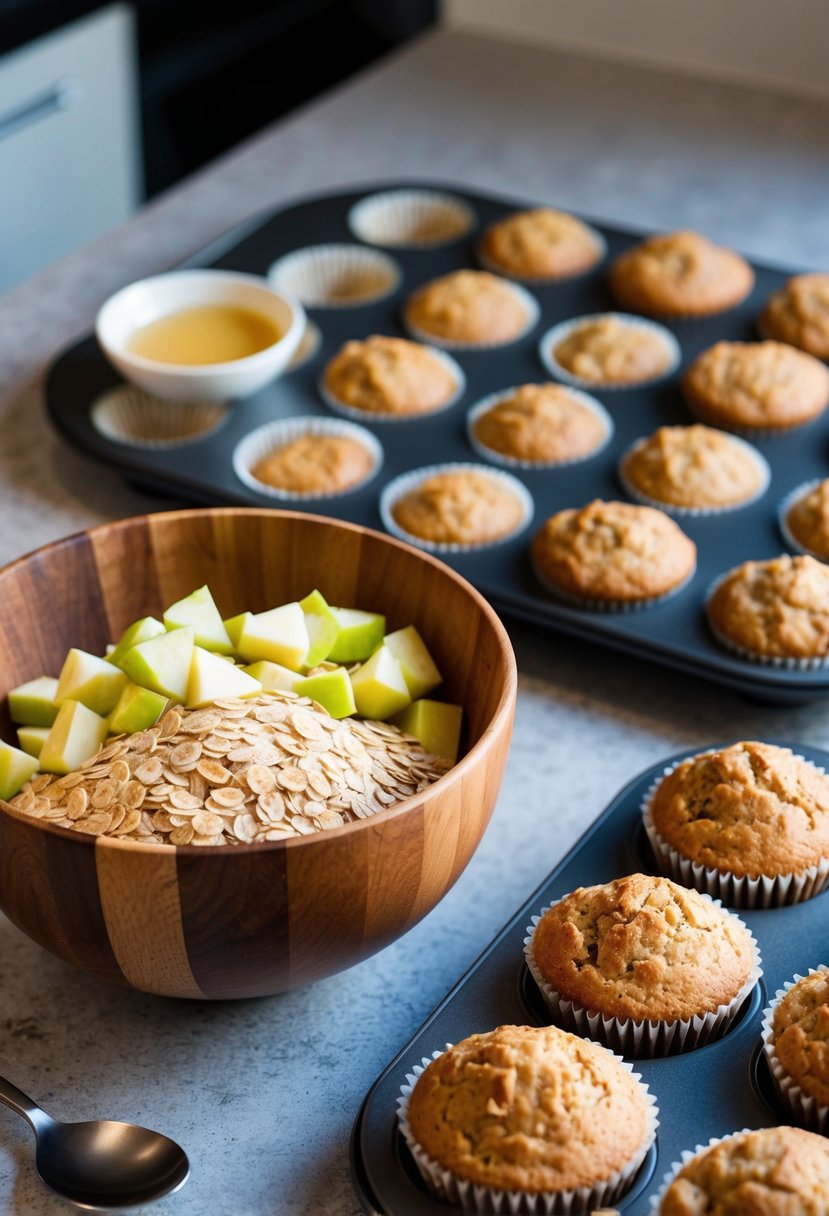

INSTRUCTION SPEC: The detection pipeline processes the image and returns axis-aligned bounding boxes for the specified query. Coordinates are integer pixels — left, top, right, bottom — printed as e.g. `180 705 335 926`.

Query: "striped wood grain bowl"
0 509 516 999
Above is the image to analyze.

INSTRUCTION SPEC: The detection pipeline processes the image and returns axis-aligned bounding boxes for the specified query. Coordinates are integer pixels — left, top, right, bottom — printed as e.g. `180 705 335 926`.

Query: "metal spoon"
0 1075 189 1209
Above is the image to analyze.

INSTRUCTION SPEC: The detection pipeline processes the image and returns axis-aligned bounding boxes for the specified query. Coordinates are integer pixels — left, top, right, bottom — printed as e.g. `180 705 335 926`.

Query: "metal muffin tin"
350 740 829 1215
45 182 829 703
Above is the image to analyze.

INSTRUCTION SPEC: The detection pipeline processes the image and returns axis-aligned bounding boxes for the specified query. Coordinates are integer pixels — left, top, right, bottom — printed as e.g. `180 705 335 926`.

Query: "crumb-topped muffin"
608 230 754 317
547 315 676 387
531 499 696 607
707 554 829 662
765 968 829 1120
760 273 829 359
784 480 829 561
388 467 528 548
471 383 610 466
682 340 829 431
620 425 766 512
403 269 532 346
322 334 460 418
479 207 604 281
249 432 375 496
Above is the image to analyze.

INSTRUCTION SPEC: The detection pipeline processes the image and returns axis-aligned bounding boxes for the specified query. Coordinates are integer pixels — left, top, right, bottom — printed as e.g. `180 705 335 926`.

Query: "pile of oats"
6 692 452 846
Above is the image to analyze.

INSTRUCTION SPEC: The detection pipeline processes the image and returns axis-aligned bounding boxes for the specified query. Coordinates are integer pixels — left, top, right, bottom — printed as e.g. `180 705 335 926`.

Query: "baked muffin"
760 273 829 359
531 499 696 608
783 480 829 560
321 335 460 419
248 432 375 496
527 873 758 1055
608 230 754 317
763 967 829 1131
470 383 611 466
478 207 604 281
682 340 829 431
401 1024 656 1209
707 554 829 663
645 740 829 906
385 466 530 549
656 1127 829 1215
403 269 533 346
620 425 767 513
545 314 677 387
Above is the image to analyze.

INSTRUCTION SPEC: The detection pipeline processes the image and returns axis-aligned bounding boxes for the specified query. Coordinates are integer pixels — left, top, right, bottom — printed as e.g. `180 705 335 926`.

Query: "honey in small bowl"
128 304 283 366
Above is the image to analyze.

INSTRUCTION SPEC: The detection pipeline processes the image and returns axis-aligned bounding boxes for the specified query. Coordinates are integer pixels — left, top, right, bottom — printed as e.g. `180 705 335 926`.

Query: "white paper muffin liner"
347 189 477 248
90 385 229 448
618 433 770 517
531 554 696 614
538 314 681 391
380 462 534 554
266 244 402 308
233 416 383 500
403 281 540 351
778 479 829 563
524 896 762 1057
398 1044 658 1214
318 346 465 424
477 227 607 285
466 385 614 469
648 1131 753 1214
642 750 829 907
705 569 829 670
761 966 829 1132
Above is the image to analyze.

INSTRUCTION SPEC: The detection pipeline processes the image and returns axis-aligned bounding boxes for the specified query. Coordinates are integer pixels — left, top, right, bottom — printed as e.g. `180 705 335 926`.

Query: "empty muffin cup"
348 189 477 248
267 244 402 308
233 416 383 500
90 385 229 448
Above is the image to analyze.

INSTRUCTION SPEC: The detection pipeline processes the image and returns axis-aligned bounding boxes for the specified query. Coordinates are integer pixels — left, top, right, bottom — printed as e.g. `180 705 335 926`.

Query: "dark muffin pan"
45 182 829 703
350 740 829 1214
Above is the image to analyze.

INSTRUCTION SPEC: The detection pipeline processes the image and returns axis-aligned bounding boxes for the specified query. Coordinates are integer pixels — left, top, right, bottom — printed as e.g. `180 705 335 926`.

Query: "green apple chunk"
8 676 59 727
186 647 262 708
40 700 109 775
236 603 309 670
392 699 462 763
120 626 194 703
17 726 50 759
243 661 303 693
223 612 251 650
164 585 233 654
295 667 356 719
350 646 411 720
108 616 165 667
327 609 386 663
108 682 168 735
0 739 40 799
55 649 129 716
300 590 339 667
384 626 442 700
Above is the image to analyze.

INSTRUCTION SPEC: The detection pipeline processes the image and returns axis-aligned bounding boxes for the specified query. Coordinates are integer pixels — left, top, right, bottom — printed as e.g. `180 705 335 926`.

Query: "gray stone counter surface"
1 26 829 1215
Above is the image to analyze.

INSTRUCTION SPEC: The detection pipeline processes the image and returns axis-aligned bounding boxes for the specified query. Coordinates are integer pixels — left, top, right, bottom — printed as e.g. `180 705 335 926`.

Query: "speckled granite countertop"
2 27 829 1215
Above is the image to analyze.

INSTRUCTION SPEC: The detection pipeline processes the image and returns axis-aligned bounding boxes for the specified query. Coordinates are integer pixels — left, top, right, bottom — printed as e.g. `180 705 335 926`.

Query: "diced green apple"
300 589 339 667
164 585 233 654
383 626 441 700
223 612 251 650
350 646 411 719
186 647 262 708
236 603 309 670
327 609 385 663
295 667 356 719
242 661 303 693
392 699 462 763
120 627 194 703
108 617 166 668
55 649 128 716
39 701 109 775
108 683 168 735
0 739 40 799
17 726 50 759
8 676 59 727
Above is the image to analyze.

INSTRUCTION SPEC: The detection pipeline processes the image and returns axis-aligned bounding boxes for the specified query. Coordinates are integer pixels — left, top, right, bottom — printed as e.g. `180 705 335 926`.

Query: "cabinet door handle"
0 77 82 143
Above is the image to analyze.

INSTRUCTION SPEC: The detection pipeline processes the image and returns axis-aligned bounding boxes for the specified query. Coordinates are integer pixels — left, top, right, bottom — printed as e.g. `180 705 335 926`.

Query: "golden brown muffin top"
770 970 829 1107
658 1127 829 1216
552 316 674 385
622 425 764 509
404 270 529 344
322 334 458 416
479 208 603 280
531 499 696 603
682 341 829 431
786 480 829 561
406 1024 650 1194
392 470 525 546
250 434 373 495
473 383 607 464
531 873 754 1022
707 554 829 660
649 741 829 879
609 230 754 317
761 273 829 360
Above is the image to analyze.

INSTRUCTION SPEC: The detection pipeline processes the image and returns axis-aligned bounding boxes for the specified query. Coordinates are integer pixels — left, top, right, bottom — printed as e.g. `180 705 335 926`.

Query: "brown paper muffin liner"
648 1131 752 1214
538 314 681 392
524 897 762 1057
778 479 829 563
398 1045 659 1214
466 385 614 470
531 556 696 614
403 281 540 351
90 386 229 448
618 434 770 517
642 751 829 907
233 416 383 500
347 189 477 248
704 571 829 671
476 226 607 285
266 244 402 308
761 966 829 1132
318 346 465 424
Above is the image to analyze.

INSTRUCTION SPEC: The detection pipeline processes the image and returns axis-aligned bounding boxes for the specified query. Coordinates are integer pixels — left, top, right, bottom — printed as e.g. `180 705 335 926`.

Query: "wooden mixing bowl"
0 509 515 998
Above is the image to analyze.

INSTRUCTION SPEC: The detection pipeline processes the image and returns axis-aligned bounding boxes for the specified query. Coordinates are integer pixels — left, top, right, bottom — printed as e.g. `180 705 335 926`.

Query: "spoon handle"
0 1075 50 1131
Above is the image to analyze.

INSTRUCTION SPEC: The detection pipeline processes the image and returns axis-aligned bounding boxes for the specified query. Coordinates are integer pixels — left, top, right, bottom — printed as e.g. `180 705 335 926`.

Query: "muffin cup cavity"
90 386 229 448
778 480 829 562
539 313 681 391
705 572 829 671
233 416 383 500
403 281 540 351
476 227 607 284
648 1131 753 1215
319 347 466 424
380 462 534 554
347 189 477 249
618 435 771 517
266 244 402 308
466 385 614 470
761 968 829 1133
398 1047 659 1214
531 556 696 614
